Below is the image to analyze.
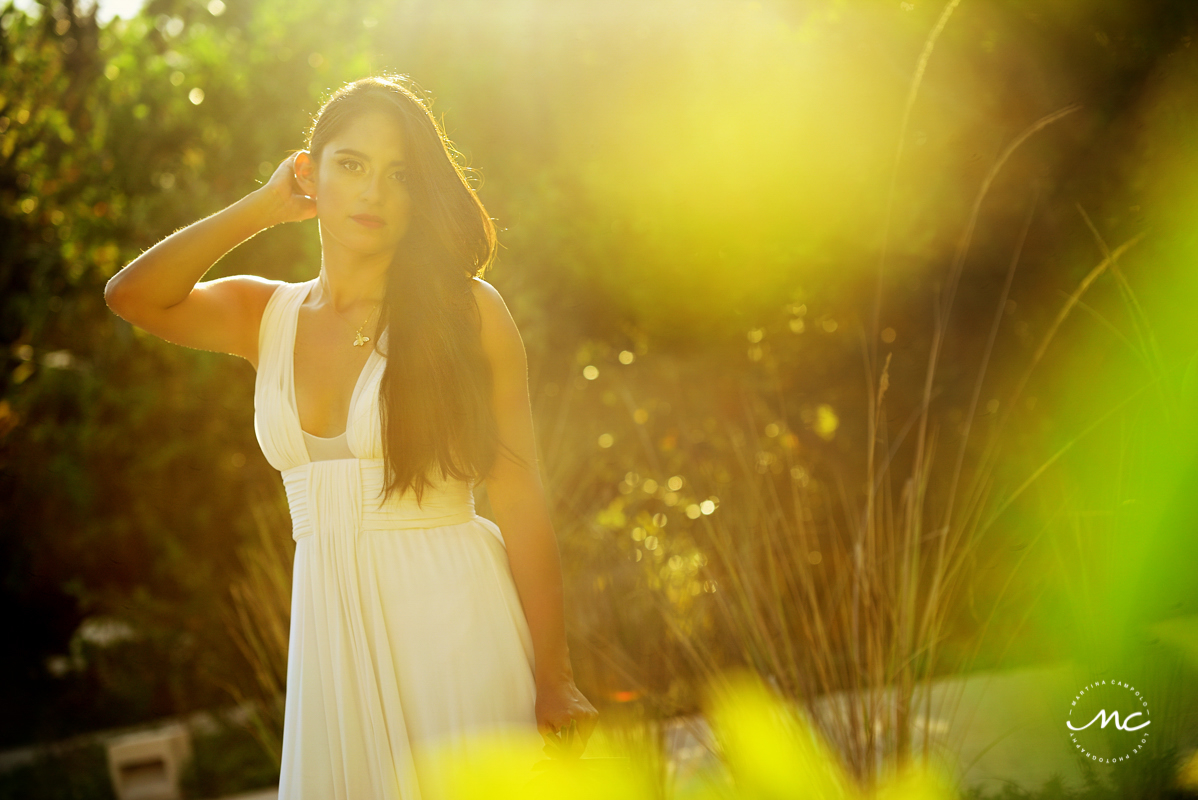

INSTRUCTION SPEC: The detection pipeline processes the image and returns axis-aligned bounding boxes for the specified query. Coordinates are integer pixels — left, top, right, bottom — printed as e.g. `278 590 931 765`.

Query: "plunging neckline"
289 279 382 442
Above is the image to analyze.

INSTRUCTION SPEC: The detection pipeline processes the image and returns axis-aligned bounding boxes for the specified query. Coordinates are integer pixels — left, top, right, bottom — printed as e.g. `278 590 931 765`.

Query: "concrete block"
105 722 192 800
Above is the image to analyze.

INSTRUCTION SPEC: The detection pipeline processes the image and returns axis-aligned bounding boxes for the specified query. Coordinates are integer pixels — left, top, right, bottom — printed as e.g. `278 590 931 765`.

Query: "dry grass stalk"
217 492 293 767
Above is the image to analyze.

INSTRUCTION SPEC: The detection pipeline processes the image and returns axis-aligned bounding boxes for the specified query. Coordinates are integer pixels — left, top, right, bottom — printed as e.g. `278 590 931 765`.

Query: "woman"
104 74 598 798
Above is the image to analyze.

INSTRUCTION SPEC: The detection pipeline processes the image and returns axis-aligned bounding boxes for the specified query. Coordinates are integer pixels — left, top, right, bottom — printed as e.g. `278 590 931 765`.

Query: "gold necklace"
319 275 381 347
350 305 378 347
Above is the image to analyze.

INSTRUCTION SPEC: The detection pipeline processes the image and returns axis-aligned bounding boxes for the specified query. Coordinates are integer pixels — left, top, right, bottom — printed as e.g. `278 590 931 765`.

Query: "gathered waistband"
281 458 479 540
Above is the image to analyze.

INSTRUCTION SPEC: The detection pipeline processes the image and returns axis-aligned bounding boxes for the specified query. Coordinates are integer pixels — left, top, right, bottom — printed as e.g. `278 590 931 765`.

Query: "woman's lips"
352 214 384 228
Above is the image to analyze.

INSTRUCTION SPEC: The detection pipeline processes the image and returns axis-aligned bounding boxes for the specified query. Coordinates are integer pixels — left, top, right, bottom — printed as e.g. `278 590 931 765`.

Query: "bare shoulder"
238 274 290 320
212 273 286 314
469 277 525 365
468 276 512 328
468 275 504 310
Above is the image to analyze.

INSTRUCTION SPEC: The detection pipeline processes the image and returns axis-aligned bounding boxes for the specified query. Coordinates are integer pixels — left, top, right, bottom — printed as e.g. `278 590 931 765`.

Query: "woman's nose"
360 171 384 202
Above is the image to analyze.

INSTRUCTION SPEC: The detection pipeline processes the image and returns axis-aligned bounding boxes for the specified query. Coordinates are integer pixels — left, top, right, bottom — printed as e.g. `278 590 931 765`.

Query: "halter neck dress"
253 279 540 799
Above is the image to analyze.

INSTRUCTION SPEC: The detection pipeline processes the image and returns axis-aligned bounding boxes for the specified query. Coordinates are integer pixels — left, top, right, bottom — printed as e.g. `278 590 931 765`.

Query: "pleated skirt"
277 515 542 800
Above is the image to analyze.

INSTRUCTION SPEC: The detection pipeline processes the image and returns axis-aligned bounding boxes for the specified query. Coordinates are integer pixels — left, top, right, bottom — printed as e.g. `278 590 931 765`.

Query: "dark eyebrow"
333 148 406 167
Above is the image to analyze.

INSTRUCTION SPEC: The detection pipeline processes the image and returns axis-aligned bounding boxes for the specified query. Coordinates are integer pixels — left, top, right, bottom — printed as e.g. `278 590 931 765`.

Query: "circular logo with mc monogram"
1066 680 1150 764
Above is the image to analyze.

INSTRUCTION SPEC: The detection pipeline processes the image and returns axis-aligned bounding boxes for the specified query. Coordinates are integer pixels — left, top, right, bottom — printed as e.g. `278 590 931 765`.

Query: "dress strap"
257 280 295 372
253 280 316 472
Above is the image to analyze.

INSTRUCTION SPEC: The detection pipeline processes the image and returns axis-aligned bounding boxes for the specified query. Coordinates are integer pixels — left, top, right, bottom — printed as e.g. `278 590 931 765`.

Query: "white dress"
253 279 541 799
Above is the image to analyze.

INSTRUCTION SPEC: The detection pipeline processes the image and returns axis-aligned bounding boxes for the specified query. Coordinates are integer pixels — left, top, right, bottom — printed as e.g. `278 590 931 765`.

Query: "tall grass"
553 191 1157 792
216 492 293 767
548 7 1178 795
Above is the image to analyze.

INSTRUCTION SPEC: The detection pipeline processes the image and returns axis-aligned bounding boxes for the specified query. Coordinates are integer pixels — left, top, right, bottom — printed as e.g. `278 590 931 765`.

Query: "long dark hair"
305 74 526 506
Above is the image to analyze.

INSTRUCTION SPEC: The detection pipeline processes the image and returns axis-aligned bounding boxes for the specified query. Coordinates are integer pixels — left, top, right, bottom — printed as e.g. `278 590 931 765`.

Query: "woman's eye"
393 172 408 183
339 160 361 172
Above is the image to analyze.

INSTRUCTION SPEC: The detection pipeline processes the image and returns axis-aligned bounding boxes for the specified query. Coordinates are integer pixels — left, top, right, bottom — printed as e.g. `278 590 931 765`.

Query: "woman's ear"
293 151 317 198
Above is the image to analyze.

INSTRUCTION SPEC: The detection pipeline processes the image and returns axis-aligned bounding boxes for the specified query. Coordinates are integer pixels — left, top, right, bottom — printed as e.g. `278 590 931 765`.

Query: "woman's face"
301 108 413 255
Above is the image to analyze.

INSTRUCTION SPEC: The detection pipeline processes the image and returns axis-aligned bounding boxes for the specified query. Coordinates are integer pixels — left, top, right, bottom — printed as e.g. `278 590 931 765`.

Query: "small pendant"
353 331 370 347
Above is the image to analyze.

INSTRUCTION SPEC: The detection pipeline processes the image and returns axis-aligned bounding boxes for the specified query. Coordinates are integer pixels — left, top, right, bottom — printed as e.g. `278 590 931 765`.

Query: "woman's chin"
323 227 403 257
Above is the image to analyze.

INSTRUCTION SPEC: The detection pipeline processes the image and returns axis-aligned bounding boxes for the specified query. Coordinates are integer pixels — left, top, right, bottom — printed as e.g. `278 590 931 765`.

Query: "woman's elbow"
103 274 127 314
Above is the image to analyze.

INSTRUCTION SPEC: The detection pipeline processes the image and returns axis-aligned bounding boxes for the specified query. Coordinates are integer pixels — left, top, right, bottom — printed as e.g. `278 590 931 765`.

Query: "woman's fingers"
535 682 600 756
578 714 598 745
289 192 317 220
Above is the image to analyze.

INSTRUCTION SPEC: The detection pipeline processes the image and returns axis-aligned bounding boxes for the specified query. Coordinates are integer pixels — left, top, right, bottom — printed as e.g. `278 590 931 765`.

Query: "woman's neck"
316 239 390 313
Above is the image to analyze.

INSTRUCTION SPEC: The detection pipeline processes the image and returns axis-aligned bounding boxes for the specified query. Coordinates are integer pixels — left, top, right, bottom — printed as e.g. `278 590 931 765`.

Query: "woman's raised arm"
103 154 315 369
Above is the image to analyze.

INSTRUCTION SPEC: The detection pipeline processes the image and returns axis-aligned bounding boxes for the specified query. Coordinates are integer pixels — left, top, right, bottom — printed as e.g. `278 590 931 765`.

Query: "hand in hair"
258 152 318 227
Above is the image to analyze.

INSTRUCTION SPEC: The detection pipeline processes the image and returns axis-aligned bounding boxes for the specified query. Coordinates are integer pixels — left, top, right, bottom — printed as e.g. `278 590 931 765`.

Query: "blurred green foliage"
2 3 1196 793
178 718 280 798
0 718 280 800
0 740 114 800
